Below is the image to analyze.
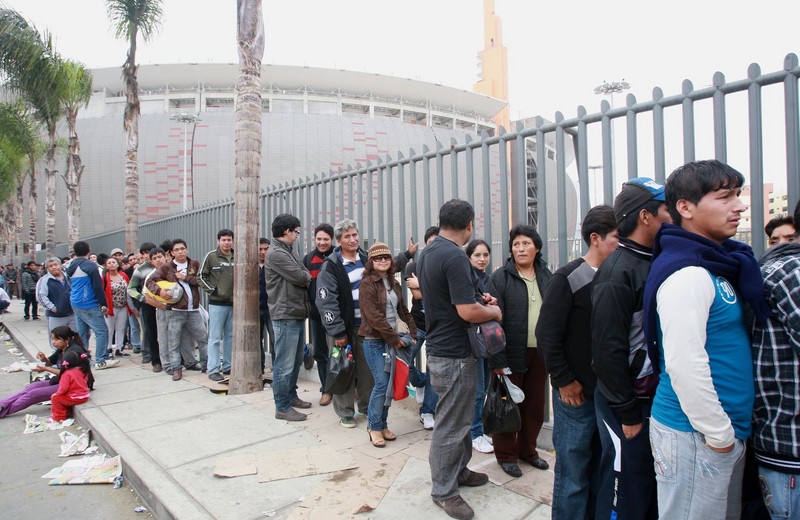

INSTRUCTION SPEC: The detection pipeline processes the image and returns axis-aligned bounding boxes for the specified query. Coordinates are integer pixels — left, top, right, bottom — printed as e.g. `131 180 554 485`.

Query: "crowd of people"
0 158 796 520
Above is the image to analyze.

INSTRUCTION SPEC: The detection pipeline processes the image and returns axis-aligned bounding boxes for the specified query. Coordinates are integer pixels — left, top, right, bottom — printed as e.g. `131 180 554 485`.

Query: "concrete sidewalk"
1 304 553 520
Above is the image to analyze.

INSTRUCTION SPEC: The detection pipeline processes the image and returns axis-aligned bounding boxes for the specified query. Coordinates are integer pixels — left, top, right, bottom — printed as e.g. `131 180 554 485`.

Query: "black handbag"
482 374 521 435
324 344 355 395
467 320 506 358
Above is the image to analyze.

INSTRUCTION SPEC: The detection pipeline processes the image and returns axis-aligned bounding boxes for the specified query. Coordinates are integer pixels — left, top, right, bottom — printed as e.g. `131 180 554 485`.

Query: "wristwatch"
101 306 108 312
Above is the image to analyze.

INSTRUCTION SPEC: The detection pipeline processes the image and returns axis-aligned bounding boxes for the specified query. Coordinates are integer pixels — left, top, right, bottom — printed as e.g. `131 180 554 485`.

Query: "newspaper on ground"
1 361 43 373
42 454 122 485
59 430 98 457
23 414 74 434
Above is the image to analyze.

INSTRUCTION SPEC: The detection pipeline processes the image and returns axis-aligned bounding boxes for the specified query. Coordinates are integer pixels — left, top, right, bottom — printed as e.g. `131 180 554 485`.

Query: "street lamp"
593 80 631 107
170 113 201 211
593 80 630 190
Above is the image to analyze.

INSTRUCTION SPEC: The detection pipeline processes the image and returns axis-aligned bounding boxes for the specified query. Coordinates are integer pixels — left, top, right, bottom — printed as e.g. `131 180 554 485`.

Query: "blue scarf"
643 224 770 373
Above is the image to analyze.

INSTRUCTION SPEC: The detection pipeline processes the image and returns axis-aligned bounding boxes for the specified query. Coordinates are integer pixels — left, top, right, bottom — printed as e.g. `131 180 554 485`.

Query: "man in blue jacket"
643 161 770 519
66 241 118 369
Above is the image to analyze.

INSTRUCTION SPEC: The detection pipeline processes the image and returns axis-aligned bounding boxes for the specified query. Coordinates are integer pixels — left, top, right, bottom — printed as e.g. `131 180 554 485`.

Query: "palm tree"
0 8 63 258
106 0 163 253
229 0 265 395
60 60 93 247
0 101 45 263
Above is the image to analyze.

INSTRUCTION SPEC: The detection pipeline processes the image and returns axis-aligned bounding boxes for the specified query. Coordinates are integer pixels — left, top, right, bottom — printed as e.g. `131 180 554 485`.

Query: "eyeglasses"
292 229 301 235
373 255 392 262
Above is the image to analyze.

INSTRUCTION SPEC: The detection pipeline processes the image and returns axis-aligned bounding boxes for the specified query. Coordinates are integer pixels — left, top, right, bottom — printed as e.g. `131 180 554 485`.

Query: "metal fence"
75 53 799 267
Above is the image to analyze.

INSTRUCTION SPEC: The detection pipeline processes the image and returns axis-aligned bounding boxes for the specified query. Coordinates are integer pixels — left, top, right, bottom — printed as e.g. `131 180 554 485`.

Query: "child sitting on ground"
50 350 91 422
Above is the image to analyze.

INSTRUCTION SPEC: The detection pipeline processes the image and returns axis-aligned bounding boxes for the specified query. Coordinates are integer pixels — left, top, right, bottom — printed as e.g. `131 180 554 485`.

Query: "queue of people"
0 157 796 520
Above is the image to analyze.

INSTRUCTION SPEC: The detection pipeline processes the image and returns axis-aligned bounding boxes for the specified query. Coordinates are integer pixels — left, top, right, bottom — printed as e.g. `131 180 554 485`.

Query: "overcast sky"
4 0 799 192
5 0 797 120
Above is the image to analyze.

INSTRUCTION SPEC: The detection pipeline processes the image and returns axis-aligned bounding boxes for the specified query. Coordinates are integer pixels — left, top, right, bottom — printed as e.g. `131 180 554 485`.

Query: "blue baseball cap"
614 177 666 222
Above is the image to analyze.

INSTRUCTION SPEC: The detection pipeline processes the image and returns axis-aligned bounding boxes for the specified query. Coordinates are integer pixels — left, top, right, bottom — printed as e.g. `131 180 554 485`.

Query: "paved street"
0 298 553 519
0 300 149 520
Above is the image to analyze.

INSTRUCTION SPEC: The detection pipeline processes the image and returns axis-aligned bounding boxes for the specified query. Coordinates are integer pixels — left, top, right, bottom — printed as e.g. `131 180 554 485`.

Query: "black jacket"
303 248 334 321
315 248 368 342
487 258 552 372
591 239 657 425
536 258 597 395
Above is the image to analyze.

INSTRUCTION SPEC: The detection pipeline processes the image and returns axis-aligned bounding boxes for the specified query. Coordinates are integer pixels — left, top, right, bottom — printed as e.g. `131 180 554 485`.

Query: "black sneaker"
209 372 224 382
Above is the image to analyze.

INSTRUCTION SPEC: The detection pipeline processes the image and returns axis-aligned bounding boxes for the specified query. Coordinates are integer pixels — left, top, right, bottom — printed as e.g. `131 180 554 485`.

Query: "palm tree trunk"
44 124 57 257
64 110 84 248
123 36 140 253
229 0 264 395
27 160 37 261
14 178 24 265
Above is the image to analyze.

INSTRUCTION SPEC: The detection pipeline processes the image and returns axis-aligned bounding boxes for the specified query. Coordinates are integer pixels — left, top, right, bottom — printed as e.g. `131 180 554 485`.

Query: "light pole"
170 113 200 211
594 80 630 190
588 165 603 206
593 80 631 107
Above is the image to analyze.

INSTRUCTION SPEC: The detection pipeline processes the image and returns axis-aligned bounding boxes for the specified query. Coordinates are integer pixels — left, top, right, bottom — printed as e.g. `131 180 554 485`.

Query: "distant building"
28 63 506 244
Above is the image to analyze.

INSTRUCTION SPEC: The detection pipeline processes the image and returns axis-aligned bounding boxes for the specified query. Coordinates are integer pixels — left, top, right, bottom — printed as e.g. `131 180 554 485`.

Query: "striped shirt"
341 252 365 326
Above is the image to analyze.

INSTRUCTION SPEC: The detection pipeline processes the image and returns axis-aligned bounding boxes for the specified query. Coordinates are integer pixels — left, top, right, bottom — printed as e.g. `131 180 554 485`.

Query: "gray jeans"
166 309 208 371
428 354 476 501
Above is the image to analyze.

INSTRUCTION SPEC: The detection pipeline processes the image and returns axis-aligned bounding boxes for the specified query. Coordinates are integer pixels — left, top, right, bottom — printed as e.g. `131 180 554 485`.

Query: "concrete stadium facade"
35 63 504 241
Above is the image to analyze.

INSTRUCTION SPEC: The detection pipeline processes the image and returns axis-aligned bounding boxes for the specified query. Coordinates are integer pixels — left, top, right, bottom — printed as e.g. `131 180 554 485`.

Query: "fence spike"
748 63 762 79
652 87 664 101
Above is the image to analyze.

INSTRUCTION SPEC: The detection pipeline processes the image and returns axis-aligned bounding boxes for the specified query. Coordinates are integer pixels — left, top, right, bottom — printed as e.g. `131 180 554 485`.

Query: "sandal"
368 430 386 448
381 429 397 441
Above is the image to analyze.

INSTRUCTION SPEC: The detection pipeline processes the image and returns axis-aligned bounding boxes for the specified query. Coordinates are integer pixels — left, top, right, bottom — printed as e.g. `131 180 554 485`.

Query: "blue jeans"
206 304 233 375
363 338 391 431
74 307 110 364
551 388 600 520
128 313 141 349
428 354 476 501
650 417 746 520
759 466 800 519
470 358 490 439
408 330 438 415
272 319 304 412
309 319 329 392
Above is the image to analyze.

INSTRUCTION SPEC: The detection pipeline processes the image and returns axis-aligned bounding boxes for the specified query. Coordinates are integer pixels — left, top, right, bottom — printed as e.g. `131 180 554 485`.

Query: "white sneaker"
483 434 493 446
472 435 494 453
415 385 425 404
420 413 434 430
95 359 120 370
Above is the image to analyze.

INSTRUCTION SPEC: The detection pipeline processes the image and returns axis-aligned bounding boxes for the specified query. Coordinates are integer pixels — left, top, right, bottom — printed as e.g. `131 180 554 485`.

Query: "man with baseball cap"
591 177 671 518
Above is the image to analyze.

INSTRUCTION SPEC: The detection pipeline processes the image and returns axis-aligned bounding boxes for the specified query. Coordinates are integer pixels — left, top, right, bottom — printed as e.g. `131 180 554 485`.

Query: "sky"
3 0 799 194
5 0 798 121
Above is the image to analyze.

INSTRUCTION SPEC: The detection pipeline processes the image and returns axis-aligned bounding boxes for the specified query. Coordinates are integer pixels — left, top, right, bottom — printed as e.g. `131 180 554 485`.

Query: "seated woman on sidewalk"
358 242 416 448
0 326 93 418
50 350 91 422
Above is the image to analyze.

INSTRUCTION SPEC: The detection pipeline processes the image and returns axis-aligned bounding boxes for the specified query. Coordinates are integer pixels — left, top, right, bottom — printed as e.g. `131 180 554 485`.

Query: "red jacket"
102 271 131 316
54 369 90 401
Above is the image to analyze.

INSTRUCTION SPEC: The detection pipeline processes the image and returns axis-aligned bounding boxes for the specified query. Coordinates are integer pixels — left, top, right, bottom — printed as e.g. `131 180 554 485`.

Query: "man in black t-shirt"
417 200 501 520
403 226 440 429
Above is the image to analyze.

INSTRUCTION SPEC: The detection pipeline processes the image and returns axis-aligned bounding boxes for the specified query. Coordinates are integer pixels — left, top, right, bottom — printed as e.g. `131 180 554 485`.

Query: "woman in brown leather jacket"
358 242 416 447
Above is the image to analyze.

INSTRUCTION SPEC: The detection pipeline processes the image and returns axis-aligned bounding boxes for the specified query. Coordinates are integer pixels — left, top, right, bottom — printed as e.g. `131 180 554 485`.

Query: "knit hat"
368 242 392 260
614 177 666 223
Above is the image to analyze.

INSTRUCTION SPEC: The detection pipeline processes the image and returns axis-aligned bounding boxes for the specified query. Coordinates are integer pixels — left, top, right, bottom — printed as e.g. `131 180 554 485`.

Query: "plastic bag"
501 375 525 404
324 344 355 395
482 375 521 435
